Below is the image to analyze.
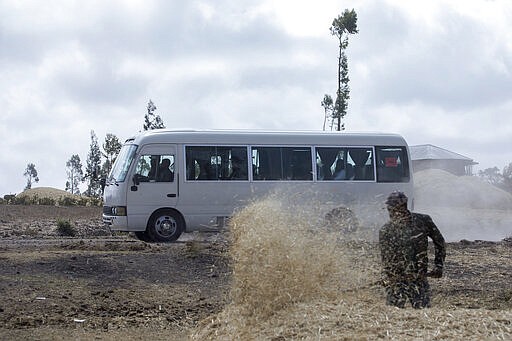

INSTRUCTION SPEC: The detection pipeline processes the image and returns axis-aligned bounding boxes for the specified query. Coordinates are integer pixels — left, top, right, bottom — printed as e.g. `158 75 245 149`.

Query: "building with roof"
409 144 478 176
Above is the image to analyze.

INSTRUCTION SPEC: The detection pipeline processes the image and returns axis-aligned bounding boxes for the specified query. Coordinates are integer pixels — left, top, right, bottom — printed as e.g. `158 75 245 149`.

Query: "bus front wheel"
147 209 183 242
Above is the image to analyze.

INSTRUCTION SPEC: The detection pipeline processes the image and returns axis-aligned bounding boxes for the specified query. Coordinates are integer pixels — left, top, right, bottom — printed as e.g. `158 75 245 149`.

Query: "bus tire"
147 209 183 242
324 206 359 233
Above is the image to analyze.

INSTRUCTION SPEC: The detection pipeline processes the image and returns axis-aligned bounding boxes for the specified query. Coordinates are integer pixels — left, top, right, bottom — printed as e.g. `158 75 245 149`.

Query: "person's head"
161 158 171 168
385 191 408 219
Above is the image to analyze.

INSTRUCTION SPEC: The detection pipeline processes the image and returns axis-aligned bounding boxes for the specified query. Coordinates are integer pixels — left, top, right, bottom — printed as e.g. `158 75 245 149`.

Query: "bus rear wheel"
147 209 183 242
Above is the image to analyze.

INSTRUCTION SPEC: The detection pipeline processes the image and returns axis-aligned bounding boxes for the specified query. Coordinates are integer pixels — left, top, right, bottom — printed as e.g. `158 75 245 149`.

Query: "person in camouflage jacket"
379 191 446 308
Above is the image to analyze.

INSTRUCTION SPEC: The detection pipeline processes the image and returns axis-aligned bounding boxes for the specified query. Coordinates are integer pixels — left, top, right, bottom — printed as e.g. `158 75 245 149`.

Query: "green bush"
56 219 77 237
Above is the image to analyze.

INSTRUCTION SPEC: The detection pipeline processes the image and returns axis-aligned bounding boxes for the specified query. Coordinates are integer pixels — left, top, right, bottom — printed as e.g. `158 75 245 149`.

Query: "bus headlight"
112 206 127 216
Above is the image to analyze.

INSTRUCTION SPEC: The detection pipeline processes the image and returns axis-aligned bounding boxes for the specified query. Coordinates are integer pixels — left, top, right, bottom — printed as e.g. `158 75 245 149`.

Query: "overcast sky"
1 0 511 195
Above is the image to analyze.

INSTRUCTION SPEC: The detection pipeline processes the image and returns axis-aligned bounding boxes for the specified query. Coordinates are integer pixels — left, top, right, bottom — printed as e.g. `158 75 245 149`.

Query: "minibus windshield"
108 144 137 183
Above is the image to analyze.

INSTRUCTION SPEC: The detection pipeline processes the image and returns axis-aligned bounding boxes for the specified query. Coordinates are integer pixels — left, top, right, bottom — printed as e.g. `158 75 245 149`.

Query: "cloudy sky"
1 0 511 195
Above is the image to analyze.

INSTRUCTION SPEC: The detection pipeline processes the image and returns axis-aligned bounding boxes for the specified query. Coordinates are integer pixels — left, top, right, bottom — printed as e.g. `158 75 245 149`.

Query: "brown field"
0 201 511 340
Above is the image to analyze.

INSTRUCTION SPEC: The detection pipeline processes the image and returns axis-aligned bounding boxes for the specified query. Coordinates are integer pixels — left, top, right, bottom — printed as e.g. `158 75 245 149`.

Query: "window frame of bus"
133 154 175 183
250 146 313 181
315 146 375 181
375 146 410 183
185 145 249 181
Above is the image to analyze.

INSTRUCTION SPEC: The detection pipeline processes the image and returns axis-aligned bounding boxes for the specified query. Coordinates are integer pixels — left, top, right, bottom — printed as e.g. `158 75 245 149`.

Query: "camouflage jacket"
379 212 446 281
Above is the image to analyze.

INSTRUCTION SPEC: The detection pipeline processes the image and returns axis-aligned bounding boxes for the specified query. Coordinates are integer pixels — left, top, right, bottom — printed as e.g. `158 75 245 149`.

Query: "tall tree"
84 130 102 198
23 163 39 190
65 154 84 195
143 99 166 131
101 133 122 178
321 95 334 131
323 9 358 131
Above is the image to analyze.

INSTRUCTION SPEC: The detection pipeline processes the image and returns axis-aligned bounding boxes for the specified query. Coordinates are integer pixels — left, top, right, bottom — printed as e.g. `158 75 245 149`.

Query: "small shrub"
76 197 89 206
38 197 56 206
88 197 103 207
58 196 76 206
12 195 30 205
56 219 77 237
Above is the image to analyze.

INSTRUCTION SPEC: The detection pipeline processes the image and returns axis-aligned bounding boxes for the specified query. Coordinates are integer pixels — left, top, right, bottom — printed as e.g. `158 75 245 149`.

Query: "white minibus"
102 130 413 242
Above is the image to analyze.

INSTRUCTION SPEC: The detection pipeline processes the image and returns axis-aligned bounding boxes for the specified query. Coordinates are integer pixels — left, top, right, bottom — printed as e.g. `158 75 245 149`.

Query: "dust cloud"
191 193 381 339
414 169 512 241
191 192 511 340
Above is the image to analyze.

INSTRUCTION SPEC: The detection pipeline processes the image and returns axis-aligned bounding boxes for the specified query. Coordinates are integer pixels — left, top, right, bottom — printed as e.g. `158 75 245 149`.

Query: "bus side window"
217 146 248 180
347 148 374 181
252 147 280 180
134 155 175 183
289 148 312 180
134 155 156 182
252 147 312 181
316 147 348 181
155 156 174 182
186 146 215 181
376 146 410 182
186 146 248 181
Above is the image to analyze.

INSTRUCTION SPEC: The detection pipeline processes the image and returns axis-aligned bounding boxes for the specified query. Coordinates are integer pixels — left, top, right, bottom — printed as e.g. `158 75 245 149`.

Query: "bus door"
127 144 178 228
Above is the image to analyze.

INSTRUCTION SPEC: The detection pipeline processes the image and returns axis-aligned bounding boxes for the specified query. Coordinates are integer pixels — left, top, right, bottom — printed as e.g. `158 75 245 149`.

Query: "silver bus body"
102 130 413 242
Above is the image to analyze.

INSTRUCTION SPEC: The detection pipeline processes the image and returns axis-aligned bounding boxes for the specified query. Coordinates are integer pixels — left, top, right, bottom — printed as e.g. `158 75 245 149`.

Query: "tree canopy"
65 154 83 195
85 130 102 198
23 163 39 190
143 99 166 131
101 133 122 179
323 8 358 131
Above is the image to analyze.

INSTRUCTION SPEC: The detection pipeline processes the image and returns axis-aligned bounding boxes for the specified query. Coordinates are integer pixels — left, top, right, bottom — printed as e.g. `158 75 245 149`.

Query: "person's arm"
424 215 446 277
379 227 393 280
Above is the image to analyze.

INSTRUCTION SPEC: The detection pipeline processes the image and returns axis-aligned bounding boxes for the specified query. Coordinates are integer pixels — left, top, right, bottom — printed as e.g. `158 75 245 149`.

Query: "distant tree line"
18 100 166 199
478 162 512 194
66 100 166 197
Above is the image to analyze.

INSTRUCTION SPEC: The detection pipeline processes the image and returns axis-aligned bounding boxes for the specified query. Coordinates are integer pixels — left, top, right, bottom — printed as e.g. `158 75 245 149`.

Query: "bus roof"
125 129 409 146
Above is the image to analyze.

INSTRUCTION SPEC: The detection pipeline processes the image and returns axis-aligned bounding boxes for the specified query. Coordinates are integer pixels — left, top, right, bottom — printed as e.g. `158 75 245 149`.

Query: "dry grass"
191 194 511 340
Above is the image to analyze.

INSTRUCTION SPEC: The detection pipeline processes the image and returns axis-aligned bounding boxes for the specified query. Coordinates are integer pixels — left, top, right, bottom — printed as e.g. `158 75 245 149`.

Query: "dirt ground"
0 205 231 340
0 204 511 340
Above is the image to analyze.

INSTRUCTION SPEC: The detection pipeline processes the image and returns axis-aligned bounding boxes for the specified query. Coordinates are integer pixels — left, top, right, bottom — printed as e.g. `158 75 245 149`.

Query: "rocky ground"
0 204 510 340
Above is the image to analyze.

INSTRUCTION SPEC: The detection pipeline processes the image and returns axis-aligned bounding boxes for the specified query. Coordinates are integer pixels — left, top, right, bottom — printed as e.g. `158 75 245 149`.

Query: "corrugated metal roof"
410 144 475 162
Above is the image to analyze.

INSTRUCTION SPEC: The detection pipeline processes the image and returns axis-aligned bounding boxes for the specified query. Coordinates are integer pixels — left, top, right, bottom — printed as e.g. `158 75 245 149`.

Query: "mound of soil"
414 169 512 210
414 169 512 241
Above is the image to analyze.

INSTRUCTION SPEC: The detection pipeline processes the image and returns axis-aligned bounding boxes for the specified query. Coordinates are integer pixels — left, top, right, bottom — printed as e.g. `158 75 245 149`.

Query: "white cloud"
1 0 512 195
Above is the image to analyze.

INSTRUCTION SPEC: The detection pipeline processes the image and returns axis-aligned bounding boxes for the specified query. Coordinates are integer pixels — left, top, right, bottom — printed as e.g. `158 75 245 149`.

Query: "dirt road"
0 204 510 340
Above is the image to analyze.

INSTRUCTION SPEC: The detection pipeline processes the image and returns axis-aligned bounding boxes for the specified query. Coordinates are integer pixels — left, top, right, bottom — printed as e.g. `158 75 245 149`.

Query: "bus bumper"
102 214 128 231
